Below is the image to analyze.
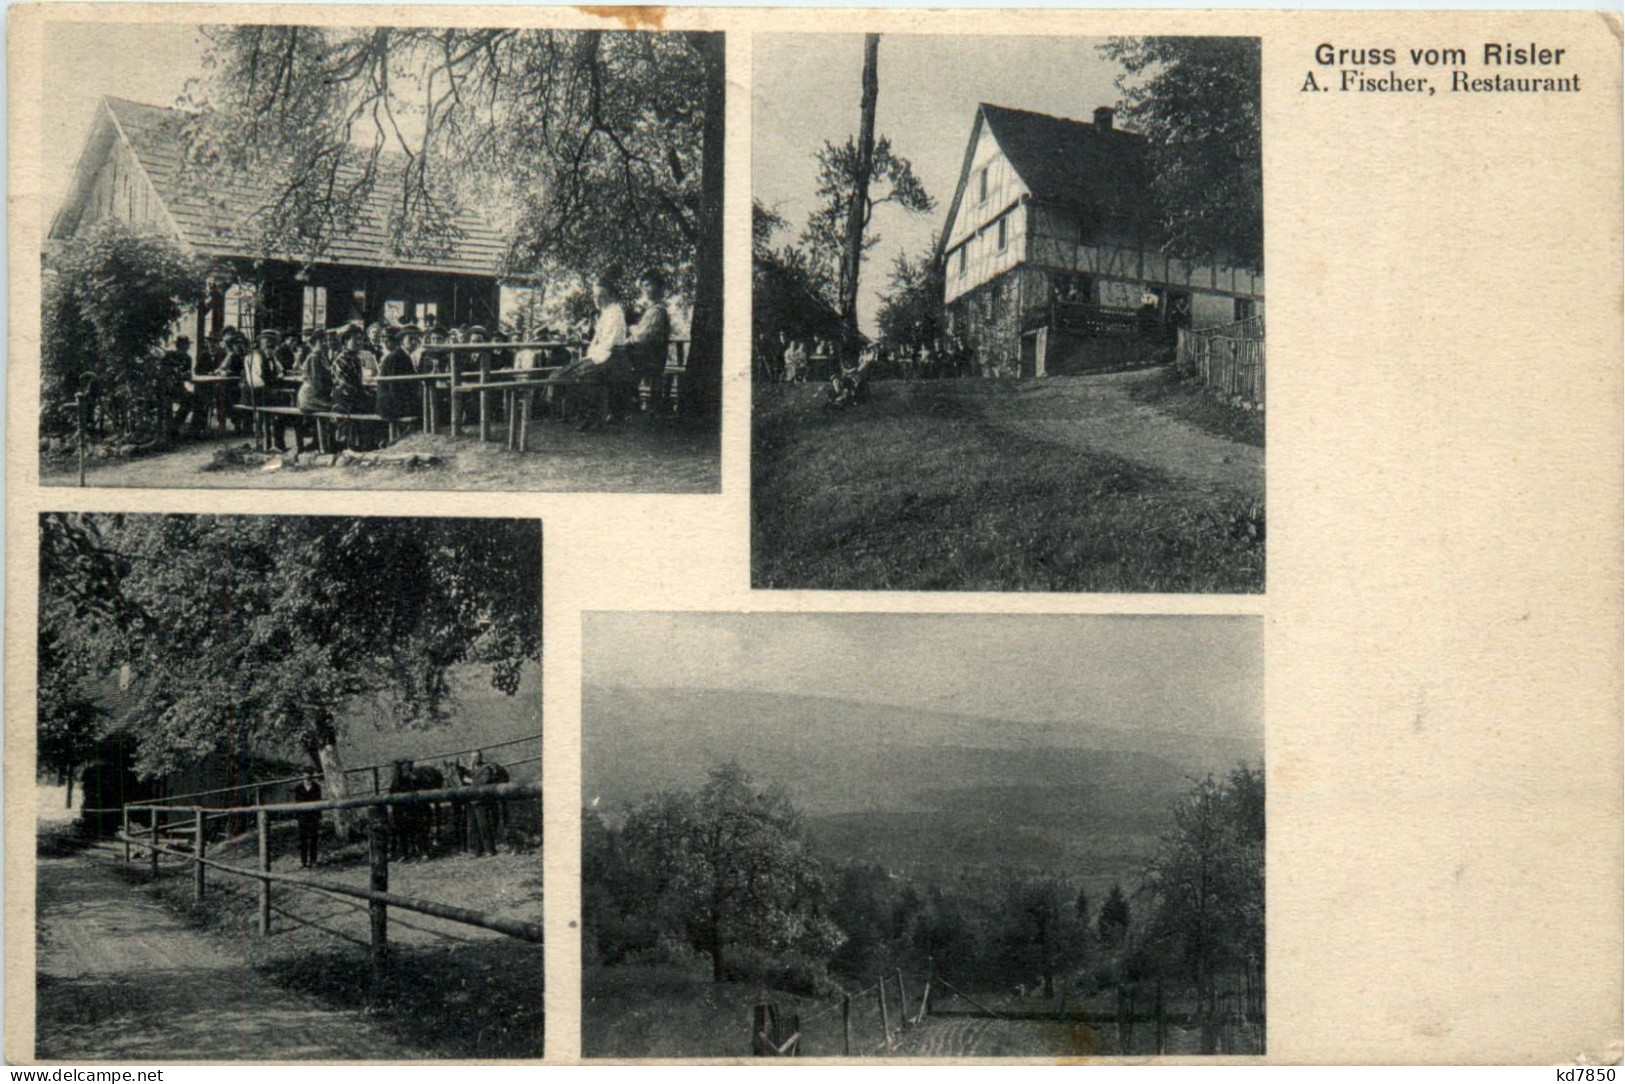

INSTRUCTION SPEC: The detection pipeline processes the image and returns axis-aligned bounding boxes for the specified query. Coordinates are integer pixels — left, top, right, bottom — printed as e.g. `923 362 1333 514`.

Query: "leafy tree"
752 199 841 351
1099 37 1263 268
618 762 843 982
186 26 725 416
874 247 944 355
1097 881 1132 949
36 514 542 839
1000 876 1092 998
42 222 206 439
802 136 934 331
1139 764 1264 1051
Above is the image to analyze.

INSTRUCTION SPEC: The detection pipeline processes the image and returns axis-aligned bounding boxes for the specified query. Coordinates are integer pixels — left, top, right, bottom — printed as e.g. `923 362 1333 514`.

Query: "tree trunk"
686 31 726 420
838 34 880 336
315 743 359 843
65 768 75 809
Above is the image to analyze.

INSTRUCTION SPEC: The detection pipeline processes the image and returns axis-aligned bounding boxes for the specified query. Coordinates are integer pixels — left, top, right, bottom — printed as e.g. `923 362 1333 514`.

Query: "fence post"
919 957 933 1023
368 805 390 986
895 968 909 1027
193 809 206 901
878 975 892 1047
257 809 271 937
149 811 160 879
842 994 852 1056
449 357 461 438
372 765 382 795
1155 980 1166 1055
478 353 492 443
122 807 131 864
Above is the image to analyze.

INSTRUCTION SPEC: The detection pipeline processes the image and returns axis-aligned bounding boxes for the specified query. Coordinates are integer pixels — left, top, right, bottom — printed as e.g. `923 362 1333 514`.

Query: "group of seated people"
157 268 674 451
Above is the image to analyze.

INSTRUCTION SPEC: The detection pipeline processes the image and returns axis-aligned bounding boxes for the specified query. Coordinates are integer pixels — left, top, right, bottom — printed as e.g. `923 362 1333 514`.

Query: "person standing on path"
294 771 323 868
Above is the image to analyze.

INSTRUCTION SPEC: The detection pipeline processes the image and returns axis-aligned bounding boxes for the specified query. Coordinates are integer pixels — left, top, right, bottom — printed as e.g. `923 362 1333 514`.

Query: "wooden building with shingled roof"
937 103 1264 377
47 96 504 345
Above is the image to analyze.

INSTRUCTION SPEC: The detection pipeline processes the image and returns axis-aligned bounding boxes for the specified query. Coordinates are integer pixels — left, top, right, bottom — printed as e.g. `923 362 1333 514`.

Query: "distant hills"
583 684 1258 883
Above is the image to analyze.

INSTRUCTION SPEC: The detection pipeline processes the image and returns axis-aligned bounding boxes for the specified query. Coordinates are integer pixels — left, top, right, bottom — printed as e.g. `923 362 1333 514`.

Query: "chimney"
1094 106 1115 131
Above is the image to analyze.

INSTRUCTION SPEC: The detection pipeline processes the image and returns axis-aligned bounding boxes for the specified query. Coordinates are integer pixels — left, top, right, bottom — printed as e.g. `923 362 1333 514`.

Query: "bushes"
42 221 205 439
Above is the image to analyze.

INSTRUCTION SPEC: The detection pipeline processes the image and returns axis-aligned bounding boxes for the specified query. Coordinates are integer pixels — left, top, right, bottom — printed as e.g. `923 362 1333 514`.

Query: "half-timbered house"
47 97 504 344
938 103 1264 377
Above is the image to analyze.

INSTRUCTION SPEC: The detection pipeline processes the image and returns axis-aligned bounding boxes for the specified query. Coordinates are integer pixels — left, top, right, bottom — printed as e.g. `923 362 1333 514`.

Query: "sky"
583 612 1261 750
41 23 207 210
753 34 1127 336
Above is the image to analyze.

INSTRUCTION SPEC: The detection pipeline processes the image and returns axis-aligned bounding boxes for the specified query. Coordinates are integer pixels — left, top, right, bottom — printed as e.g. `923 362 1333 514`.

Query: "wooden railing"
138 732 540 809
120 781 543 983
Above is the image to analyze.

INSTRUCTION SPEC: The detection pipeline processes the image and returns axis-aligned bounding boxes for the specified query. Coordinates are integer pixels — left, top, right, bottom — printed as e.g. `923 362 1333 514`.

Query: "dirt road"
35 850 422 1061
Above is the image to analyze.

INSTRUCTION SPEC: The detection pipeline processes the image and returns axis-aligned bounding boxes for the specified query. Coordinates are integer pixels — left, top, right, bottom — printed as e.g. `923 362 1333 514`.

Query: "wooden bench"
235 405 417 454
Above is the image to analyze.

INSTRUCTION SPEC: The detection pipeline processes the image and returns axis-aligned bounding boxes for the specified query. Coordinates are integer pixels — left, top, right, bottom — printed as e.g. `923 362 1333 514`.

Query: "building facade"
939 104 1264 377
47 97 504 345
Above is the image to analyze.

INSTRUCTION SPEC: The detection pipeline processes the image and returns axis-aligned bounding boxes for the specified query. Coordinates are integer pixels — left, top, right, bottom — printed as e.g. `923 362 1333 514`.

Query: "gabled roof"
51 97 505 278
938 103 1153 259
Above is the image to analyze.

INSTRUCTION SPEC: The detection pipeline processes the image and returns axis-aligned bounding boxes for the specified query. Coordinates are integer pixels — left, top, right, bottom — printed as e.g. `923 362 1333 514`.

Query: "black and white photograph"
581 612 1264 1058
752 35 1264 593
39 23 723 493
34 513 543 1060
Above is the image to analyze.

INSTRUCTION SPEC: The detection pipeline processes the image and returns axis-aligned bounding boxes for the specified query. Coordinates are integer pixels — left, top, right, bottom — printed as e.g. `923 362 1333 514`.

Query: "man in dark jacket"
469 751 509 857
293 772 323 868
375 325 419 422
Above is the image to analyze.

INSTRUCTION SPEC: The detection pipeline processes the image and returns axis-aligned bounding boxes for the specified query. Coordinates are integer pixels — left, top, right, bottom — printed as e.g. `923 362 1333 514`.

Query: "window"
384 299 407 326
978 167 988 204
1234 297 1256 322
996 216 1008 251
419 301 439 328
957 248 967 275
302 285 328 331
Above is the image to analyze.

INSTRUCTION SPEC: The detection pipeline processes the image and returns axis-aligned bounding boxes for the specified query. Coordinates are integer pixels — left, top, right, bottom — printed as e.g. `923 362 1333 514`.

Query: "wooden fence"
1177 316 1265 407
752 964 1264 1057
119 780 543 986
754 964 938 1056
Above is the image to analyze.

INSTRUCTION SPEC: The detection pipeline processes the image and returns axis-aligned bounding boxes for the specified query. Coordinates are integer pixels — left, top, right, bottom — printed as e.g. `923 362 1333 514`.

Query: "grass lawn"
583 961 836 1059
752 371 1263 593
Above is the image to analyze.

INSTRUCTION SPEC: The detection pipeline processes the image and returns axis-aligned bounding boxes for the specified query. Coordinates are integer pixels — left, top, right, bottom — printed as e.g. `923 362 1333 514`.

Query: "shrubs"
42 221 205 440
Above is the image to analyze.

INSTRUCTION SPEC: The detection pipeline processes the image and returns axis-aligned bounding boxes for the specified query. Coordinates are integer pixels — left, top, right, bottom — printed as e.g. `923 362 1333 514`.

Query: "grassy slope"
1126 367 1265 448
752 379 1262 593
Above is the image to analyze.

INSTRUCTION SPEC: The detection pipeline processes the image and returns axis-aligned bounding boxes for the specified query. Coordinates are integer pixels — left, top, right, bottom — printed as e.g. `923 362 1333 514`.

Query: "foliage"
752 199 841 346
801 135 934 322
596 762 843 982
1137 763 1264 1050
187 26 724 414
874 247 944 353
1100 37 1263 268
41 222 206 438
35 514 542 780
999 877 1092 997
1097 882 1132 948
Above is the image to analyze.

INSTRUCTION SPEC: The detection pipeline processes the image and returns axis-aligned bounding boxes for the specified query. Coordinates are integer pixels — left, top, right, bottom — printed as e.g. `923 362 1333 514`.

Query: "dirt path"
35 849 423 1061
959 369 1262 497
39 423 719 493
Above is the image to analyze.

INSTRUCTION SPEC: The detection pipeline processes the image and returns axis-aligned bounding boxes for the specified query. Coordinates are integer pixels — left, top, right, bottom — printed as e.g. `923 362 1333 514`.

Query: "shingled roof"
938 103 1154 258
51 97 506 278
